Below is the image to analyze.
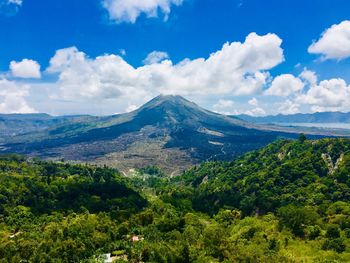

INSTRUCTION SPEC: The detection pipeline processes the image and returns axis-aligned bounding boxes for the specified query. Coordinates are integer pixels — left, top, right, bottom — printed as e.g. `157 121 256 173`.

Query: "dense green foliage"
0 155 146 262
0 138 350 262
168 138 350 216
152 138 350 261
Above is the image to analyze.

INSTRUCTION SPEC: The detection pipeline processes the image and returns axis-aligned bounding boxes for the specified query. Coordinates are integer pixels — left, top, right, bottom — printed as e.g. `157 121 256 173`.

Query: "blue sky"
1 0 350 115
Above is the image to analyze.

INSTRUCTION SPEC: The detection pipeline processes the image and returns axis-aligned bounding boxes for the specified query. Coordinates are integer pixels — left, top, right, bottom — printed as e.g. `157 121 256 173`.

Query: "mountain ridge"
237 111 350 124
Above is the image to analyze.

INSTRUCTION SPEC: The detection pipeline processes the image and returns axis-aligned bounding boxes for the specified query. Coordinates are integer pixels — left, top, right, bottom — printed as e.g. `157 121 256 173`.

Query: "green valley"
0 137 349 262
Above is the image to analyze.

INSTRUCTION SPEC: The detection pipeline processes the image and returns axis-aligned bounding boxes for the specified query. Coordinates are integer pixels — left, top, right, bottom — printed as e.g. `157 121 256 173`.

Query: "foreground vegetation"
0 137 350 262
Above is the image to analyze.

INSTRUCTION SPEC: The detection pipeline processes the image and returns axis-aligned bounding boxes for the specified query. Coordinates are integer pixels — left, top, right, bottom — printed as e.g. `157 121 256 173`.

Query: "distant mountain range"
0 113 94 138
237 111 350 124
0 95 346 174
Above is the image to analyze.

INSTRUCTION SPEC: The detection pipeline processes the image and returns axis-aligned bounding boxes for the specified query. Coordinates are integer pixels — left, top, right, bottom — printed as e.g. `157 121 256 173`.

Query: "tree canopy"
0 138 350 262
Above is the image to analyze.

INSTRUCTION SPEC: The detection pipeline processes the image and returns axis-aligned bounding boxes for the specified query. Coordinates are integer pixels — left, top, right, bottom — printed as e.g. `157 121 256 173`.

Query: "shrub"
326 225 340 239
322 238 346 253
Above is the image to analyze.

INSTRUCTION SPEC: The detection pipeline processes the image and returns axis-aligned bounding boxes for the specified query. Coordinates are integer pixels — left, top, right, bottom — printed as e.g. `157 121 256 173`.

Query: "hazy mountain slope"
0 113 100 143
237 111 350 124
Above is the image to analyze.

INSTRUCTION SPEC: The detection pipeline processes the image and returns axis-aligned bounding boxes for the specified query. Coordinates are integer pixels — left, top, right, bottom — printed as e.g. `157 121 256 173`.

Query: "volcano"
2 95 304 173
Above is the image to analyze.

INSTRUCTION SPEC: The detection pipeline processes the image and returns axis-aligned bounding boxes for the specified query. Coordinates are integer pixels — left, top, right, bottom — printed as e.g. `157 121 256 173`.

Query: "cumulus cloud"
245 107 266 116
248 97 258 106
308 20 350 60
245 97 265 116
278 100 300 114
299 68 317 86
102 0 183 23
298 78 350 112
46 33 284 103
212 98 266 116
10 59 41 79
47 47 148 101
0 78 36 113
212 99 238 115
263 71 350 113
143 51 169 65
265 74 304 97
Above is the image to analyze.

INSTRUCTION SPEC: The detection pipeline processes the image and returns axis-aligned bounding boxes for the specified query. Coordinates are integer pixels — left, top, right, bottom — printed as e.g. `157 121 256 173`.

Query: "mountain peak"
151 94 190 104
139 94 198 111
129 94 242 130
157 94 183 100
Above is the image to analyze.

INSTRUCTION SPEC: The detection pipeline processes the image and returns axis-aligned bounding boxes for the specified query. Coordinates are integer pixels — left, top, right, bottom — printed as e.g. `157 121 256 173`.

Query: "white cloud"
278 100 300 115
248 97 258 106
308 20 350 60
263 69 350 114
102 0 183 23
246 98 265 116
212 99 237 115
245 107 266 116
47 47 147 101
143 51 169 65
10 59 41 79
47 47 85 73
299 68 317 86
265 74 304 97
46 33 284 103
298 78 350 112
265 75 350 114
213 98 266 116
0 78 36 113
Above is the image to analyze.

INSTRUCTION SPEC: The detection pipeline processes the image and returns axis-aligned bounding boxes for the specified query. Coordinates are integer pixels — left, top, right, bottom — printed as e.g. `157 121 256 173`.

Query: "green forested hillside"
168 137 350 216
0 156 146 262
0 138 350 262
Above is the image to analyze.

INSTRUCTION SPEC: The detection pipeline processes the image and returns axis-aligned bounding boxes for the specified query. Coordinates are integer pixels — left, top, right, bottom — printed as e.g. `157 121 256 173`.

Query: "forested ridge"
0 137 350 262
